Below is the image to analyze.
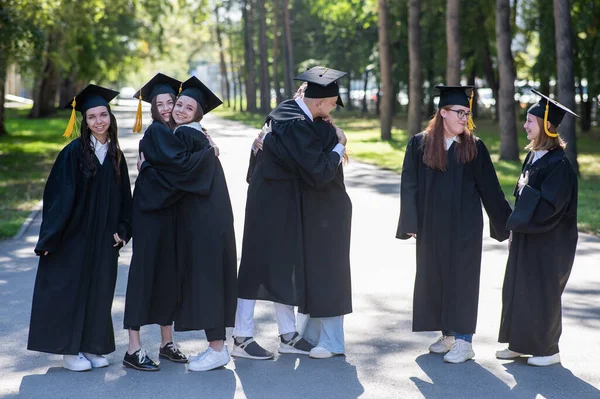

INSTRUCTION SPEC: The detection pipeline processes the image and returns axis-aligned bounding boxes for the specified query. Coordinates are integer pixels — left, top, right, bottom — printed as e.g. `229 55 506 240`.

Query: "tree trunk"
59 72 77 108
29 56 60 119
408 0 422 137
215 6 231 108
378 0 393 140
496 0 519 161
238 71 245 112
0 68 6 137
362 68 369 114
445 0 461 85
257 0 270 113
243 0 257 113
468 73 478 118
281 0 295 97
272 0 283 104
345 71 353 111
476 3 499 121
554 0 579 174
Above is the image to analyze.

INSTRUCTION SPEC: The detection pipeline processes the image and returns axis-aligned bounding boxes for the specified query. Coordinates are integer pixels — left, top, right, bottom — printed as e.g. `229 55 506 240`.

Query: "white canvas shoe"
527 353 561 367
309 346 337 359
82 352 109 368
443 339 475 363
495 348 525 359
429 335 455 354
63 353 92 371
188 345 230 371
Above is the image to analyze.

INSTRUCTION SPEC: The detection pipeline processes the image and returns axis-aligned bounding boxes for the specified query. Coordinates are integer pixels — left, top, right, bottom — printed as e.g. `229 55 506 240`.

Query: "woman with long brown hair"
28 85 133 371
496 90 579 367
396 85 512 364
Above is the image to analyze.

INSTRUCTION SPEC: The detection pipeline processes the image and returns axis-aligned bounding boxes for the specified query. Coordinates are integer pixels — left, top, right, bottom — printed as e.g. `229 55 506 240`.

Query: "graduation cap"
294 66 347 107
528 89 580 137
62 84 119 138
179 76 223 115
132 73 182 133
434 84 476 130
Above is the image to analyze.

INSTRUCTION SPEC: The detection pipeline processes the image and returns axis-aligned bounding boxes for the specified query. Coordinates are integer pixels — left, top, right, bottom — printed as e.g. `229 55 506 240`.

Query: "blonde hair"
525 116 566 151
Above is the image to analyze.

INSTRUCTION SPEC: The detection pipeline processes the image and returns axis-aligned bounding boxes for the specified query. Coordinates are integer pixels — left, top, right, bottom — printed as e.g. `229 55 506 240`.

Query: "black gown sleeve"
396 136 419 239
507 159 575 234
34 145 78 255
263 121 341 189
246 150 258 184
116 155 133 243
473 139 512 242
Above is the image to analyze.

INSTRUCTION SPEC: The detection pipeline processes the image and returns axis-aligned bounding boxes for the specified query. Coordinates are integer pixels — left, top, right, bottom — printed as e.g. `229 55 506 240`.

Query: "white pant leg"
302 316 345 354
273 302 296 335
233 298 256 337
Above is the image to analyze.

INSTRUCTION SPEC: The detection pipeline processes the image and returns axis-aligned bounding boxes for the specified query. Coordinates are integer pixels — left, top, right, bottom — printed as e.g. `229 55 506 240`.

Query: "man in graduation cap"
28 84 133 371
497 89 579 367
234 66 352 360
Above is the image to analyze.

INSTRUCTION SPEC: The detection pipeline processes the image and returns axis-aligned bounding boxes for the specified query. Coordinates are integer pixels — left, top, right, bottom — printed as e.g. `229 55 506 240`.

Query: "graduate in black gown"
496 90 579 367
396 85 512 364
123 73 215 371
235 67 350 360
158 76 237 372
28 85 132 372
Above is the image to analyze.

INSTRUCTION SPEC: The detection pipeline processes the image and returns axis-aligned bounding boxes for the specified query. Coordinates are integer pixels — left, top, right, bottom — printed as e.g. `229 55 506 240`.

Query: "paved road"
1 108 599 398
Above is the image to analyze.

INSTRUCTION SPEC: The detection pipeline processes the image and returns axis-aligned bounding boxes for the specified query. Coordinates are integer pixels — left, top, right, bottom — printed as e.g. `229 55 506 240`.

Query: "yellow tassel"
178 83 183 94
63 97 77 138
543 102 558 137
467 91 476 131
132 94 143 133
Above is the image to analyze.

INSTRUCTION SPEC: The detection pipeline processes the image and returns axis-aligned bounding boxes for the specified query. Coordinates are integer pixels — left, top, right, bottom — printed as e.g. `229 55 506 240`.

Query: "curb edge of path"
13 200 43 240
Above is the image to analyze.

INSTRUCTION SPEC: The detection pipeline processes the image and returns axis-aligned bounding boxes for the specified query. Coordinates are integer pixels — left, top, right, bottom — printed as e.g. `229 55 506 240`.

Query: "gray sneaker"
279 332 314 355
231 337 274 360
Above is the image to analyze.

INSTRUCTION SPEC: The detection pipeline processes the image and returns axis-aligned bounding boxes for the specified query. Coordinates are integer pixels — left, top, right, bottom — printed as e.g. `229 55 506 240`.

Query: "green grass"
0 109 73 239
217 106 600 236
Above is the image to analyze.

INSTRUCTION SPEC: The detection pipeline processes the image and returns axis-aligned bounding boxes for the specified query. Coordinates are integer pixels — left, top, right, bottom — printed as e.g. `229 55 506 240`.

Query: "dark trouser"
127 324 170 332
205 327 226 342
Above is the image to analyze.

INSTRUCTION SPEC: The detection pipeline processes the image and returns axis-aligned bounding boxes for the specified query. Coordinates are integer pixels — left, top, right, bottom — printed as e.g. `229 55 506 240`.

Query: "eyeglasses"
447 109 472 120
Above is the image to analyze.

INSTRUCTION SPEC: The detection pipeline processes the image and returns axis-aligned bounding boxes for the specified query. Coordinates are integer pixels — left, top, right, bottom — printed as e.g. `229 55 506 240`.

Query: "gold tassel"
543 102 558 137
467 91 476 131
178 83 183 94
133 94 143 133
63 97 77 138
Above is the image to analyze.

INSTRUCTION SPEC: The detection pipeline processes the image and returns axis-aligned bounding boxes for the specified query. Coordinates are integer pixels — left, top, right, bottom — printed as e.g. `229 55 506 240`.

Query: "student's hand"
408 233 417 239
293 82 307 99
335 126 347 146
517 170 529 193
43 251 49 256
206 135 220 157
113 233 125 247
253 136 263 151
137 152 145 172
322 115 334 124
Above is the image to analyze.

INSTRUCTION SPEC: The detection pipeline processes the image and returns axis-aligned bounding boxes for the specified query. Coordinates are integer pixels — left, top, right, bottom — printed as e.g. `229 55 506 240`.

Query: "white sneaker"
63 353 92 371
188 345 230 371
429 335 455 354
527 353 560 367
443 339 475 363
309 346 338 359
495 348 525 360
82 352 109 368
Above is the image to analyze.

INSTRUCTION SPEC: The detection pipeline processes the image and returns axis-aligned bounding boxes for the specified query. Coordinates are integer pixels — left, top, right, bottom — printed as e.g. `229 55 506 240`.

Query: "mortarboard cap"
528 89 579 137
132 73 182 133
294 66 347 107
434 84 476 130
179 76 223 114
62 84 118 138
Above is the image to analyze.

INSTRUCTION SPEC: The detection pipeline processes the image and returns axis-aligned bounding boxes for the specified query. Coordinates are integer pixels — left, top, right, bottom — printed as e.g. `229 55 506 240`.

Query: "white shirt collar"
444 135 460 150
295 98 314 121
90 134 109 164
174 122 205 135
532 150 548 164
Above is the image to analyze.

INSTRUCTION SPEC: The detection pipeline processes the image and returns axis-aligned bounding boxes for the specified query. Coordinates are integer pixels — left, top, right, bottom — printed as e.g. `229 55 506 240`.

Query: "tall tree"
243 0 257 112
445 0 461 84
496 0 519 160
554 0 579 174
257 0 270 113
281 0 295 96
215 4 231 107
272 0 283 104
378 0 393 140
408 0 422 137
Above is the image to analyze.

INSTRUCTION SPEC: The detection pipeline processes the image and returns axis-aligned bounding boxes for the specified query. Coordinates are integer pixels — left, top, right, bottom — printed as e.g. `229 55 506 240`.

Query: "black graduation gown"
124 121 216 329
169 125 237 332
237 100 341 310
396 133 512 334
28 139 132 355
499 148 578 356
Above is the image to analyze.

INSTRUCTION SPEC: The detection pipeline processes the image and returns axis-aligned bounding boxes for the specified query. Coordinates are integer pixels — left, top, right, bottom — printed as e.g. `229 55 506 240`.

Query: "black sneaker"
230 337 274 360
123 349 160 371
279 332 314 355
159 342 187 363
